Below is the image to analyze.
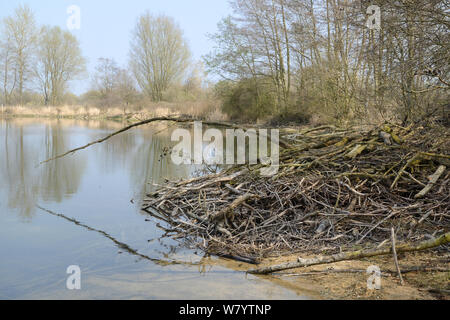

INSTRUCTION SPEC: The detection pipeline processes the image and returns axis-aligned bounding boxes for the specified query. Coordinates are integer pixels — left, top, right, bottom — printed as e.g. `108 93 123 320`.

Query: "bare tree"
91 58 119 107
91 57 137 107
183 61 206 97
129 13 191 102
35 26 86 105
0 30 16 105
92 58 119 95
205 0 299 112
206 0 449 123
115 68 138 107
2 5 37 105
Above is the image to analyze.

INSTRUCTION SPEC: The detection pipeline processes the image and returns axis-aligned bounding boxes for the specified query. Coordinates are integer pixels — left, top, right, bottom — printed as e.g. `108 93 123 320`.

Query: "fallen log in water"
40 116 293 164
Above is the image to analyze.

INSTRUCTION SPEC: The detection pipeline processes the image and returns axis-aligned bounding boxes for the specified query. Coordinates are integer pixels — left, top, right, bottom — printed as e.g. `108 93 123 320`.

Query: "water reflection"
92 124 194 201
130 133 192 196
0 121 86 219
0 118 314 300
40 125 86 202
0 119 193 219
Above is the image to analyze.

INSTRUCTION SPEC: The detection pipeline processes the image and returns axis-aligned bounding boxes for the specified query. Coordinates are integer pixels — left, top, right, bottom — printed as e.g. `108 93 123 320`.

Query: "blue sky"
0 0 232 94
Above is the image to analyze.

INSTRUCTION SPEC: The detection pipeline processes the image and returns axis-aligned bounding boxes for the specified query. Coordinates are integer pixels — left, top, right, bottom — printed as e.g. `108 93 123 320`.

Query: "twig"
391 228 404 285
356 210 396 245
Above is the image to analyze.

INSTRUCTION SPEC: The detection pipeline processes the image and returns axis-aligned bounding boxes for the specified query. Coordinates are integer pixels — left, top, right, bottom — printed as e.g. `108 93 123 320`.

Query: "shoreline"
0 107 179 122
1 112 137 122
254 250 449 300
0 101 224 123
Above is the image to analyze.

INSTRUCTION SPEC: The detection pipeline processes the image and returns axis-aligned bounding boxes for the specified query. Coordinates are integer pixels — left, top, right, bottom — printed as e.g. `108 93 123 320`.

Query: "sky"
0 0 233 94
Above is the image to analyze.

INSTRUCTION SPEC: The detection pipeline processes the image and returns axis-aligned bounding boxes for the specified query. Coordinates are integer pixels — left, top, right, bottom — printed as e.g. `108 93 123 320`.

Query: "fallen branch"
415 165 446 199
214 252 259 265
391 153 421 189
40 116 292 164
356 210 396 245
247 232 450 274
407 210 433 238
275 266 450 277
209 193 259 222
347 144 367 159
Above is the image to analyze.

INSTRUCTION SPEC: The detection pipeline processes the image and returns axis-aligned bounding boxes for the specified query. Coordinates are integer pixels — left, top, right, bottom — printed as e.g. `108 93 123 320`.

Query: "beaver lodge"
44 117 449 280
133 120 448 274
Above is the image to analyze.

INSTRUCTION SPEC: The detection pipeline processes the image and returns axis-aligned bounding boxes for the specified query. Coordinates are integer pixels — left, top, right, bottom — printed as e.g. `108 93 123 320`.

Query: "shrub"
215 78 277 122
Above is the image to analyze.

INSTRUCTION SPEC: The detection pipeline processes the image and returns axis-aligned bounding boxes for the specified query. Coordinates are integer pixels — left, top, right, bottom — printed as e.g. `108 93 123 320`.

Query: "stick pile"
142 123 450 261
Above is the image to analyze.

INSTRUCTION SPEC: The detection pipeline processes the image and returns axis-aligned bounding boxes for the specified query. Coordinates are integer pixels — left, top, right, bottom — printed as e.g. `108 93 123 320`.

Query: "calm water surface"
0 118 316 300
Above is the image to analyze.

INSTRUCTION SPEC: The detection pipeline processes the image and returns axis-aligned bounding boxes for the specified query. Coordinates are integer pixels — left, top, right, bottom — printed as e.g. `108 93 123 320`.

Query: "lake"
0 118 318 299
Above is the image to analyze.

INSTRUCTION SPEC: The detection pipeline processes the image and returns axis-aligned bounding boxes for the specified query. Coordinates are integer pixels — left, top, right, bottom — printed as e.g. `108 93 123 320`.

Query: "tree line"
1 2 448 125
204 0 449 124
0 5 86 106
0 5 203 108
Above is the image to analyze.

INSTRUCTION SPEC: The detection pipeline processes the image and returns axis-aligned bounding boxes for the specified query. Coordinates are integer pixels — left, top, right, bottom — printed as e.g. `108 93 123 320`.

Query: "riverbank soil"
255 251 449 300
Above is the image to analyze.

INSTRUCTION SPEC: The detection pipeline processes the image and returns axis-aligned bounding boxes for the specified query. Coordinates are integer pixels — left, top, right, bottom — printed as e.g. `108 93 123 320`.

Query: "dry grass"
0 100 226 121
1 104 117 118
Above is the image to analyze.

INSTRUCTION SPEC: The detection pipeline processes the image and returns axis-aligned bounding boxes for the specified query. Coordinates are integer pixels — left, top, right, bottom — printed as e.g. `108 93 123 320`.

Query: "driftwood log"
247 232 450 274
141 123 448 260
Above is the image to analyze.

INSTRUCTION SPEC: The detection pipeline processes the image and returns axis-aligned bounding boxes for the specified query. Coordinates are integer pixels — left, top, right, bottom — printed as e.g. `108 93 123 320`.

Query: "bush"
215 78 277 122
268 109 311 126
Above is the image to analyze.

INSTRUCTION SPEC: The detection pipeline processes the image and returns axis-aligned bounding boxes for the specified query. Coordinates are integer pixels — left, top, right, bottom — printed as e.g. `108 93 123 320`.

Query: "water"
0 118 316 299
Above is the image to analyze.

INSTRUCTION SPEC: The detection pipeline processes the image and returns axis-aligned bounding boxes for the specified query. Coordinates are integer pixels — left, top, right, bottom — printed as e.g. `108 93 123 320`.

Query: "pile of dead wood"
39 116 449 270
142 123 449 264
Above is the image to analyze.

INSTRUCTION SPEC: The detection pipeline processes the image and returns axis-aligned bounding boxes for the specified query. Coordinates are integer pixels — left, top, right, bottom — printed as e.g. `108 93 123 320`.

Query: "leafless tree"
129 13 191 102
206 0 449 123
0 30 16 105
91 57 137 107
1 4 37 105
35 26 86 105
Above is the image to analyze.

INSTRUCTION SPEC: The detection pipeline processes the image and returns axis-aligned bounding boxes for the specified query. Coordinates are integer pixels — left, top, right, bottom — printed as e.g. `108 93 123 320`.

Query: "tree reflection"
95 124 192 201
39 124 86 202
130 130 191 198
0 120 86 219
0 120 193 220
